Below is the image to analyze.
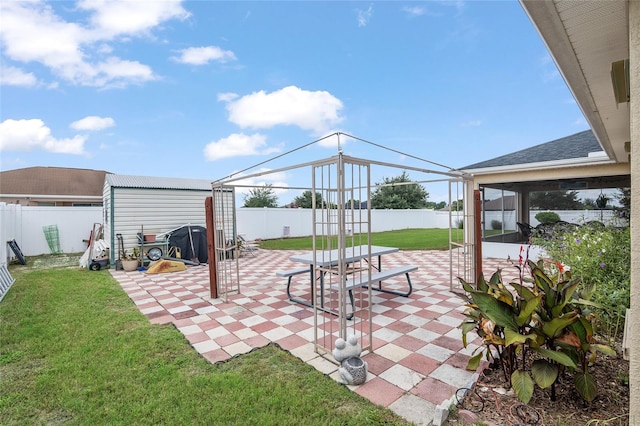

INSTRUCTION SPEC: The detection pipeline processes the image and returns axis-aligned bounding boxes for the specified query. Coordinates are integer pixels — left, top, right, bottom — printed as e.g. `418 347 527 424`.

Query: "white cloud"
229 168 290 197
204 133 282 161
315 132 353 148
92 57 156 87
540 54 560 82
77 0 190 39
1 2 85 68
217 92 239 102
402 6 426 17
0 66 38 87
0 118 87 155
172 46 236 65
70 116 115 131
442 0 466 16
223 86 344 135
0 1 188 88
356 4 373 27
462 119 482 127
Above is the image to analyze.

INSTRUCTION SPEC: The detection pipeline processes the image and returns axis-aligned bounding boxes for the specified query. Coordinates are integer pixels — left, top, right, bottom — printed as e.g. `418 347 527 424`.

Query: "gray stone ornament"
333 334 368 385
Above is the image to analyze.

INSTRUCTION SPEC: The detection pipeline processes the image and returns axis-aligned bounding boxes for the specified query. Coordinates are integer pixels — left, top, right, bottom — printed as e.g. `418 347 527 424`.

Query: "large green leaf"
591 343 617 357
542 312 579 338
459 277 475 294
477 273 489 292
531 263 552 293
516 294 543 327
574 298 604 309
494 284 515 307
466 352 483 371
461 321 476 347
551 279 580 317
579 281 597 300
504 328 529 346
470 291 519 331
534 347 577 368
510 282 536 300
569 318 588 343
575 372 597 402
511 370 534 403
531 359 558 389
489 270 502 285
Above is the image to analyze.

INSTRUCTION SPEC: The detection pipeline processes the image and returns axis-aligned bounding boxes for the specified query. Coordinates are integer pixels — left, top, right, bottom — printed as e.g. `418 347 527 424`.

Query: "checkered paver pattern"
110 249 518 426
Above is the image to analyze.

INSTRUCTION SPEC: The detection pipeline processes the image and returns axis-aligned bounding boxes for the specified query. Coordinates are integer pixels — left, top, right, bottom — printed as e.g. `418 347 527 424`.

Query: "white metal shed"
103 174 213 265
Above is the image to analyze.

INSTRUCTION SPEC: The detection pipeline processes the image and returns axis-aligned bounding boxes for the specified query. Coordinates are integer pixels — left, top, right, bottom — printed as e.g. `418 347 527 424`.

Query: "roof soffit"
520 0 630 163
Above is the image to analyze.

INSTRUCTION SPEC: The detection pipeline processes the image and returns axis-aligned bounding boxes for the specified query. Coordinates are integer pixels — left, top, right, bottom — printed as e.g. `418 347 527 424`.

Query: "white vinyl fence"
1 204 103 261
1 203 619 261
1 205 459 258
235 208 459 241
482 209 619 231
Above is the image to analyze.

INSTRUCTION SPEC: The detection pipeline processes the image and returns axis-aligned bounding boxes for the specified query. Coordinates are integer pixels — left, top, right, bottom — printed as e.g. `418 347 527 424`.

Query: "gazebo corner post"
473 188 482 283
337 151 348 339
205 196 218 299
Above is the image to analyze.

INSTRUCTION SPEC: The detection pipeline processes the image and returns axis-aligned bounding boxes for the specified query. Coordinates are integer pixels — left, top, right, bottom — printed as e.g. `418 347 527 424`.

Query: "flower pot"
343 357 367 385
121 259 139 272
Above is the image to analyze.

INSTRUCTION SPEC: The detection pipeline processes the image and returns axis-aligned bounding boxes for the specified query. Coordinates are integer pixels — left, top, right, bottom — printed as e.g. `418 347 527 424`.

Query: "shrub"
459 254 615 404
490 220 502 230
535 211 561 224
532 225 630 337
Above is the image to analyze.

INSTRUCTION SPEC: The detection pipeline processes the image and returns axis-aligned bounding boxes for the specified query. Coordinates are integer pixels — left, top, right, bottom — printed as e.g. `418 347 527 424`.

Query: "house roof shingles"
461 130 603 170
0 167 109 197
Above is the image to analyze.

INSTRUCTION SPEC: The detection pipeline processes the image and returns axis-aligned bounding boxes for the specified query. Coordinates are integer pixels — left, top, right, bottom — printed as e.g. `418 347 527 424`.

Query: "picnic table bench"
276 267 313 307
330 264 417 314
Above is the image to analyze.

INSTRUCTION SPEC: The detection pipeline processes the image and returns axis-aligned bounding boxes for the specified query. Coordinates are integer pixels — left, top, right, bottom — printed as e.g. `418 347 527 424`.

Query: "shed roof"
461 130 604 170
105 174 212 191
0 166 109 196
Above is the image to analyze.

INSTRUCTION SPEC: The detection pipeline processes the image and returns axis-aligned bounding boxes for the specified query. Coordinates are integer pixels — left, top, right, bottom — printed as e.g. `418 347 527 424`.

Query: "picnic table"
276 245 417 315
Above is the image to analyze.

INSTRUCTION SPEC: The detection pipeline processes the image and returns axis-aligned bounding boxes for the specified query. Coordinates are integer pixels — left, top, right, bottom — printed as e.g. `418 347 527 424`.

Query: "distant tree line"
529 189 628 211
243 172 442 209
242 179 631 218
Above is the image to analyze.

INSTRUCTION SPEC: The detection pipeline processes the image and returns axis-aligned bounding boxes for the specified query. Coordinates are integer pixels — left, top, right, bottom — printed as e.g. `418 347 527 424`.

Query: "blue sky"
0 1 589 204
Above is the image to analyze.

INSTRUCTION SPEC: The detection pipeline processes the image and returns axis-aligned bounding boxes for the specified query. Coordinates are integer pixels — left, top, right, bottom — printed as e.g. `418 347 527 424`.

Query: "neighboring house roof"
0 166 109 197
461 130 603 170
105 174 212 191
483 195 516 211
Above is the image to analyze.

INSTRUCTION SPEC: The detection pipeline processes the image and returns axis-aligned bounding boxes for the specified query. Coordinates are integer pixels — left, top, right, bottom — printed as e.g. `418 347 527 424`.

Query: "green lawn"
258 228 466 250
0 266 409 426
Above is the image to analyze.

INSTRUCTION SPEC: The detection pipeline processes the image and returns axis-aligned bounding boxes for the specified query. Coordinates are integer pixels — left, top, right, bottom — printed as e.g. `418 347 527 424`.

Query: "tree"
583 198 596 209
425 201 446 210
529 190 583 210
450 199 464 211
614 187 630 221
292 191 323 208
243 185 278 208
370 172 429 209
345 199 361 209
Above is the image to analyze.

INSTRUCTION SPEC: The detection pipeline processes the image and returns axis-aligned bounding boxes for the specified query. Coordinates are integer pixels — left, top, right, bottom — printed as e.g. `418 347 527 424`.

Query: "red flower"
519 245 524 266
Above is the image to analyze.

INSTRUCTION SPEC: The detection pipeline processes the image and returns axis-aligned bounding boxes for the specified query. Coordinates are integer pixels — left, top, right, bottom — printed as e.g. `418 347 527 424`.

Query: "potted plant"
121 248 140 272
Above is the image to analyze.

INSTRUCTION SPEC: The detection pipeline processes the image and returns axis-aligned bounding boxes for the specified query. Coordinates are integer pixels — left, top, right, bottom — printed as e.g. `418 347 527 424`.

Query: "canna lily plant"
459 247 615 404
